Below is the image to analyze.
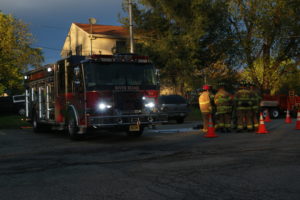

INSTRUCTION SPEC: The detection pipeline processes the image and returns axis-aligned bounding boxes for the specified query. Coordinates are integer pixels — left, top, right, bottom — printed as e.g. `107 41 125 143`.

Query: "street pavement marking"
149 128 198 134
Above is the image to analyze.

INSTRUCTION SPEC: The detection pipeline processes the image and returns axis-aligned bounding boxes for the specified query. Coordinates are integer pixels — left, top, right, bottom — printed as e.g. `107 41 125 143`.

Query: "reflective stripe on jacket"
234 89 252 110
214 89 232 114
250 90 261 111
199 91 213 113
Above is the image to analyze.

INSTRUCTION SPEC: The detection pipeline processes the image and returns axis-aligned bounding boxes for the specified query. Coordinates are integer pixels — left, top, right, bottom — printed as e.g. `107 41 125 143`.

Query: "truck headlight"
98 102 112 110
145 102 155 108
143 96 156 109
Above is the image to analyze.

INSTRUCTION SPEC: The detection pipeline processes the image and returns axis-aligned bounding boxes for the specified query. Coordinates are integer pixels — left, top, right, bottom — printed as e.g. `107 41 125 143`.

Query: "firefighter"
249 83 262 130
214 82 233 132
199 85 214 133
234 81 253 132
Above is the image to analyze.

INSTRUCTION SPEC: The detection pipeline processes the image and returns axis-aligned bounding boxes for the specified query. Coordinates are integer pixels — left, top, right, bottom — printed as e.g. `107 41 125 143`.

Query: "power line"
30 24 67 30
32 45 61 51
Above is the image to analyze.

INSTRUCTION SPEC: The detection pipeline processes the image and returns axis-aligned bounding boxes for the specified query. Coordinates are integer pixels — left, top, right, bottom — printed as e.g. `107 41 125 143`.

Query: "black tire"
291 110 297 118
67 111 83 141
262 109 268 118
176 117 185 124
18 107 26 116
270 108 280 119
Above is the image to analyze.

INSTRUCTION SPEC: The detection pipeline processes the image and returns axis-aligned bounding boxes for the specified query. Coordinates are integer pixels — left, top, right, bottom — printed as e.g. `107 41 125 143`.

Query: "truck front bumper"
88 113 168 127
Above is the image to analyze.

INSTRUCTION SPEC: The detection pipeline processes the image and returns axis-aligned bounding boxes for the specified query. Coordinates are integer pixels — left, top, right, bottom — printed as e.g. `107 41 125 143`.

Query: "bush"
0 114 30 129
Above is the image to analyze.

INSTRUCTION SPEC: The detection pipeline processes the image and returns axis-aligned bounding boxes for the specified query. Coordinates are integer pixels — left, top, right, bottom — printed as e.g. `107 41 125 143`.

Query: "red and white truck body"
260 90 300 118
24 54 167 139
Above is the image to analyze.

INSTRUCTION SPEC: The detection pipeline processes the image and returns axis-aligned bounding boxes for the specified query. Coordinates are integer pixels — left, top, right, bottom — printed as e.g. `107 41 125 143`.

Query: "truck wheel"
290 110 297 118
18 107 26 116
262 109 268 118
270 108 280 119
67 112 82 141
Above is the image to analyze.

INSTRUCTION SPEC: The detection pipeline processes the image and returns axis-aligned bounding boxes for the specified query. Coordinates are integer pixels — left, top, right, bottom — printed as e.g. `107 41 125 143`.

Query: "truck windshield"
84 62 158 90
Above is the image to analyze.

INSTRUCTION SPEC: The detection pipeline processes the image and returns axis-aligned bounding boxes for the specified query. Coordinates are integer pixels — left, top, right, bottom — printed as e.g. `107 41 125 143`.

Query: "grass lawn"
0 114 31 129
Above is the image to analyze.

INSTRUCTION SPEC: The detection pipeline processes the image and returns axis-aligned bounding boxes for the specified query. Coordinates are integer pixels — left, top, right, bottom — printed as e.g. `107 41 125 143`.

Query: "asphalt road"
0 119 300 200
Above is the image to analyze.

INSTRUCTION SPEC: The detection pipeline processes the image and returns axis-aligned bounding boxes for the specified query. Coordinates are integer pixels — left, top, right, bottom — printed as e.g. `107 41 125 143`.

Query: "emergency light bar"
90 54 150 63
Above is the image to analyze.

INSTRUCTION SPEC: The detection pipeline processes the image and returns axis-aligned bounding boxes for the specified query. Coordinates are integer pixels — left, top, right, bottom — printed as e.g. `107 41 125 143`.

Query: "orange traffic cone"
264 109 271 122
295 110 300 130
204 114 218 138
256 112 268 134
285 109 292 124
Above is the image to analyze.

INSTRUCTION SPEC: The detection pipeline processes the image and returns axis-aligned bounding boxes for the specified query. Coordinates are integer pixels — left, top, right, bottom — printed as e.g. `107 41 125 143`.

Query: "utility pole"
129 0 134 53
89 17 96 55
90 24 93 55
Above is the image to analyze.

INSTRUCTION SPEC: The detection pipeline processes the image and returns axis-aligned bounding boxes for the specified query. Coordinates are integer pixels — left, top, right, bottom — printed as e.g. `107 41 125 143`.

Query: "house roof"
74 23 129 38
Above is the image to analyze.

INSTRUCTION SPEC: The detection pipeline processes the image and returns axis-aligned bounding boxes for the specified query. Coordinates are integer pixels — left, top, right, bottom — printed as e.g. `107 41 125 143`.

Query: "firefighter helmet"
202 84 211 90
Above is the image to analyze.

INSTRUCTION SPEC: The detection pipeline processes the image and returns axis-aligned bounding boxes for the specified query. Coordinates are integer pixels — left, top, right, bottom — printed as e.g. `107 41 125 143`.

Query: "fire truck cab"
24 54 167 139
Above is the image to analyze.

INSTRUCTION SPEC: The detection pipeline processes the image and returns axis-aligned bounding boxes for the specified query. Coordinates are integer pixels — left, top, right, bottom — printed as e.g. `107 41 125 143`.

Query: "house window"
115 41 126 53
76 45 82 56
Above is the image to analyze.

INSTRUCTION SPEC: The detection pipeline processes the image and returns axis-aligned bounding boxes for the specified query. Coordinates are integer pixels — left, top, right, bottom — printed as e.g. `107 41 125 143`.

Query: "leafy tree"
0 12 43 95
240 58 300 94
122 0 300 95
228 0 300 93
121 0 239 94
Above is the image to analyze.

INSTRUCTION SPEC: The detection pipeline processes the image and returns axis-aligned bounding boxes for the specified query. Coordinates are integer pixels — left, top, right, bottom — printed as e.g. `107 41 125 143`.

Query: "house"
61 23 129 58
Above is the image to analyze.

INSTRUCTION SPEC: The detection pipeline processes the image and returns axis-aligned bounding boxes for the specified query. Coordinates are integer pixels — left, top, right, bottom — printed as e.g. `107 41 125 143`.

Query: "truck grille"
114 92 143 111
88 114 168 126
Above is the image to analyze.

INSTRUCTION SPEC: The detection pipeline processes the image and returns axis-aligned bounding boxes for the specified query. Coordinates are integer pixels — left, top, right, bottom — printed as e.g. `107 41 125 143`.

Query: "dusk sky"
1 0 125 64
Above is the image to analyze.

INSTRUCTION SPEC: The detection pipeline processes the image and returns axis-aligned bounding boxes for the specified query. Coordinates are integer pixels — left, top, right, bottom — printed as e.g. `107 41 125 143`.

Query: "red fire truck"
24 54 167 139
260 90 300 118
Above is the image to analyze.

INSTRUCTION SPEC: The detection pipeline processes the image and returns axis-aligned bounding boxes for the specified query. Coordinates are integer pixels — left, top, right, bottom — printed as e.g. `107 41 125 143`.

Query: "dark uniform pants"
236 109 253 130
216 113 231 130
252 110 260 129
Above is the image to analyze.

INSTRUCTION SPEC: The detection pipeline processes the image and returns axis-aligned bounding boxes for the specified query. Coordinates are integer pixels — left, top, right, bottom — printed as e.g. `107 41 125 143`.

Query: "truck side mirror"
74 80 81 85
74 66 81 85
155 69 160 76
155 69 160 85
74 66 80 76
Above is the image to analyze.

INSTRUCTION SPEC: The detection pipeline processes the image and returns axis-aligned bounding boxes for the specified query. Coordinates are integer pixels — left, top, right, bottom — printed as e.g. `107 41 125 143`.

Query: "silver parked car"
158 95 190 124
